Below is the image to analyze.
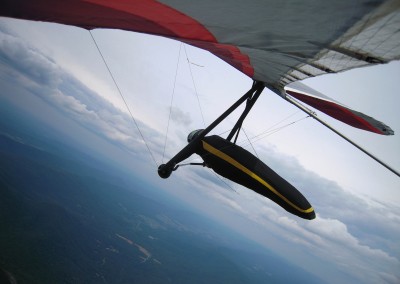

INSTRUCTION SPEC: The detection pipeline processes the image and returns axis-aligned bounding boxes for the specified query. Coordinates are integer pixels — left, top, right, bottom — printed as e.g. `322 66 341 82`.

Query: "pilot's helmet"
187 129 204 143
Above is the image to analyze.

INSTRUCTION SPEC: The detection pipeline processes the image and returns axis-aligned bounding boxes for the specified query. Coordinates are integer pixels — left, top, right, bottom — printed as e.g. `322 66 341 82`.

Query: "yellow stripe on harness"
202 141 314 214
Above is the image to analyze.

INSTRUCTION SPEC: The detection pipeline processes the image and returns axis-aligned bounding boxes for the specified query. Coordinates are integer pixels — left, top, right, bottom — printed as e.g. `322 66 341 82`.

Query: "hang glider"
2 0 399 218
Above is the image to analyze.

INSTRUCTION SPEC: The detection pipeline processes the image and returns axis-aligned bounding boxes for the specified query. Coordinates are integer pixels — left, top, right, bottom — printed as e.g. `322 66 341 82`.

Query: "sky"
0 16 400 284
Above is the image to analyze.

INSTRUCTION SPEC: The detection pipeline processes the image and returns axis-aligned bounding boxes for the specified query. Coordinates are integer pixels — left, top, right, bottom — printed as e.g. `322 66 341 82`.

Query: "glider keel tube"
200 136 315 220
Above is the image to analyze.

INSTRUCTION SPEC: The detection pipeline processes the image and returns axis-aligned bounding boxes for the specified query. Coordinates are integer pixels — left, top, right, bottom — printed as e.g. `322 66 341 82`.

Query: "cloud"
179 139 400 283
254 143 400 243
209 190 246 214
0 28 165 165
307 217 399 283
169 106 192 126
0 30 62 88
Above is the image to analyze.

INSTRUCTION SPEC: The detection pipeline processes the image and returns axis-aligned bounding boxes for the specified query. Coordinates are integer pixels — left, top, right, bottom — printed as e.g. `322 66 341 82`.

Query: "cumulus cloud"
209 190 246 214
0 31 62 88
255 143 400 243
0 28 165 165
305 217 399 283
169 106 192 126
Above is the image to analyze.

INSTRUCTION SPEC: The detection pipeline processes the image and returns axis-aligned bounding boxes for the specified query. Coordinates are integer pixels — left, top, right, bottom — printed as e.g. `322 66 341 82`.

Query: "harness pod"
197 135 315 220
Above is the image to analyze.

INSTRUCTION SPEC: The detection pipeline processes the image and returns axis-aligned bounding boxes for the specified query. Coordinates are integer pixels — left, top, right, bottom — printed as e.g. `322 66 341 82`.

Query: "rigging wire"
184 45 238 194
217 111 302 155
182 113 309 165
175 115 309 194
176 161 237 193
210 169 238 193
89 31 158 167
242 128 259 158
239 111 304 145
162 43 182 163
216 110 301 137
239 115 310 147
183 44 206 127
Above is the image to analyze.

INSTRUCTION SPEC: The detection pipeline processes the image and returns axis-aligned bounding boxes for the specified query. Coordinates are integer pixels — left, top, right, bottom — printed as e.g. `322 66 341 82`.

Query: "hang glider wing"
1 0 399 89
285 82 394 135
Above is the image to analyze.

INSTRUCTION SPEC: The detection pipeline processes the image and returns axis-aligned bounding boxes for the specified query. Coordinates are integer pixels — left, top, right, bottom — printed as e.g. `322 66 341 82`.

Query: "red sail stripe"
3 0 254 77
85 0 254 77
286 90 384 134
